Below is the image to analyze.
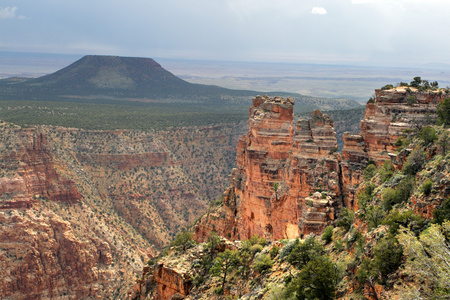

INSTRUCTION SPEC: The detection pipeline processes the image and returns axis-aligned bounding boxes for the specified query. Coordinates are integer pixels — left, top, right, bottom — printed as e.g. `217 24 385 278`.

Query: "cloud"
0 6 26 20
311 7 327 15
0 6 17 19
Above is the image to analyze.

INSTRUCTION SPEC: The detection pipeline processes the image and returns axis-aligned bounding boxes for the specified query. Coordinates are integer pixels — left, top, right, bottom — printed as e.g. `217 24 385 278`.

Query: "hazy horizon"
2 51 450 102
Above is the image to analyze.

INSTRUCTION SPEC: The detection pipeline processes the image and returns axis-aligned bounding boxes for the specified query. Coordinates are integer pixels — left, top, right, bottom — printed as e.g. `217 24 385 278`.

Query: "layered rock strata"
195 96 341 241
0 129 81 209
348 87 446 165
0 210 115 299
195 89 447 242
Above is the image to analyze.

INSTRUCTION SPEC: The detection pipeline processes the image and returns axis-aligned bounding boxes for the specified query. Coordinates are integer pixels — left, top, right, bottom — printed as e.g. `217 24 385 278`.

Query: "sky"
1 0 450 67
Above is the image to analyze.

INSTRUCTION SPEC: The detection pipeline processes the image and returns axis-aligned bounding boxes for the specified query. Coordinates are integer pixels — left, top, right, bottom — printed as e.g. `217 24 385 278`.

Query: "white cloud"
311 6 327 15
0 6 17 19
0 6 26 20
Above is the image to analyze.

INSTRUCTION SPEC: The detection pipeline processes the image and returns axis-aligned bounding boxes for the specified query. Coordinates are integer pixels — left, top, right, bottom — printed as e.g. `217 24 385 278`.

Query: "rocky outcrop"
340 87 447 208
0 209 115 299
355 87 445 165
195 96 341 241
0 129 81 209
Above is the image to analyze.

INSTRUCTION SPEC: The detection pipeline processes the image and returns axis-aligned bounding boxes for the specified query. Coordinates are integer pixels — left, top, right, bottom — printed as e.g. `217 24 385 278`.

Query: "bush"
407 95 417 106
285 256 338 300
279 239 297 261
287 237 324 269
381 84 394 90
253 253 273 274
250 244 263 254
170 230 196 251
322 226 334 244
334 238 344 251
337 207 355 232
420 179 433 196
363 164 377 181
329 146 338 154
373 237 403 284
380 160 395 183
410 76 422 88
357 183 376 214
382 210 427 236
382 176 415 210
403 149 426 175
269 246 279 259
436 97 450 126
419 126 437 145
365 205 386 230
433 197 450 224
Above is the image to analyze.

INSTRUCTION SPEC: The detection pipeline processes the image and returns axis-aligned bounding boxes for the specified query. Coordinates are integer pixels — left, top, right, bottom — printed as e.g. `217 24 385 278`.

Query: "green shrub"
334 238 344 251
269 246 279 259
285 256 338 300
433 197 450 224
363 164 377 181
192 274 204 287
380 160 395 183
419 126 437 145
248 234 267 247
170 230 196 251
287 237 324 269
356 258 377 286
279 239 297 261
322 225 334 244
403 149 426 175
328 146 338 154
436 97 450 126
420 179 433 196
410 76 422 88
253 253 273 274
373 237 403 284
357 183 376 214
382 210 427 236
407 95 417 106
250 244 263 254
365 205 386 230
381 84 394 90
382 176 415 210
337 207 355 232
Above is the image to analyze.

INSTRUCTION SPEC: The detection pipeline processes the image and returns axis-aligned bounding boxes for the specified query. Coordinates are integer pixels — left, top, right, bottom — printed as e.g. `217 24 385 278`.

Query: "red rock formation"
0 210 115 299
341 87 447 209
153 264 191 300
0 129 81 208
195 97 340 242
359 87 444 165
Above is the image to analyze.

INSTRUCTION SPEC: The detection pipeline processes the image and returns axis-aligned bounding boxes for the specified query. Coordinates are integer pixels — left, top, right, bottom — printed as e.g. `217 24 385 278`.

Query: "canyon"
0 119 245 299
1 81 447 299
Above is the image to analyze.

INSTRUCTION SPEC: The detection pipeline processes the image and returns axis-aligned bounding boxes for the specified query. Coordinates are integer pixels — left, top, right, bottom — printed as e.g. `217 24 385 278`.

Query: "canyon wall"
195 88 447 242
0 119 245 299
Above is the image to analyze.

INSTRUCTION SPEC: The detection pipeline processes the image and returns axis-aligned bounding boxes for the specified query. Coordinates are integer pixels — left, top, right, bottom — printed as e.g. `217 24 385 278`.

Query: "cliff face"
195 96 341 241
355 87 444 165
0 128 81 209
0 210 115 299
195 89 447 242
